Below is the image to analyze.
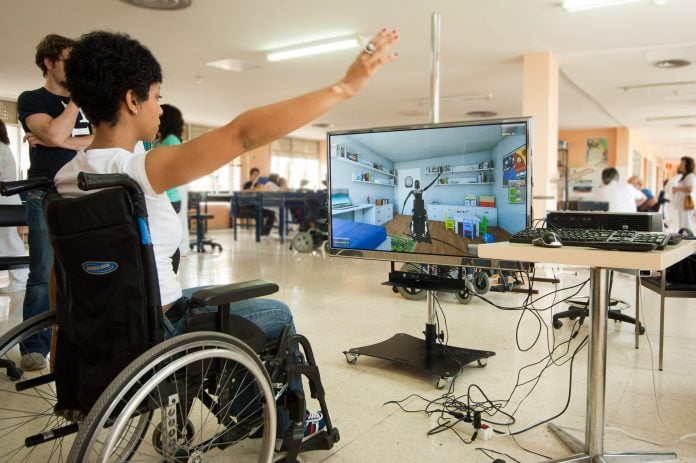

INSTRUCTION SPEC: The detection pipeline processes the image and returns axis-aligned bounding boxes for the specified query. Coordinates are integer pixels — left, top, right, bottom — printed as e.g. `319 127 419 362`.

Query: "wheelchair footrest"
25 422 79 447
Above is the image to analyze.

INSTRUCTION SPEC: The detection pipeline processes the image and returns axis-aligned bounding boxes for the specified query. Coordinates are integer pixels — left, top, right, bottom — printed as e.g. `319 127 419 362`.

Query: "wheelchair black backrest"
45 173 164 413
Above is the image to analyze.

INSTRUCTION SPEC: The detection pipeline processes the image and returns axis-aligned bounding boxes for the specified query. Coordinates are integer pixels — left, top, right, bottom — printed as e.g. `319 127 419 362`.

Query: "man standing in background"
17 34 93 370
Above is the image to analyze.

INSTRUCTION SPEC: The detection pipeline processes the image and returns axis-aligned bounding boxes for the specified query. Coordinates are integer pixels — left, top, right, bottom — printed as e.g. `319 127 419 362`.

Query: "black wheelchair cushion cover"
46 188 154 413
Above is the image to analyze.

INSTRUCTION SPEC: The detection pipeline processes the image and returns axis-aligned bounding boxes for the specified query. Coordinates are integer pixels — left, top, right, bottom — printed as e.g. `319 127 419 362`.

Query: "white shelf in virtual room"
333 156 396 177
426 168 494 174
351 179 396 187
435 182 493 186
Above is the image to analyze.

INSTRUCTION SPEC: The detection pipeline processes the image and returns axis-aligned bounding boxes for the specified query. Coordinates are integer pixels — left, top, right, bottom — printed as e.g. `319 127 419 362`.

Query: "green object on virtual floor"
480 214 488 234
390 235 416 252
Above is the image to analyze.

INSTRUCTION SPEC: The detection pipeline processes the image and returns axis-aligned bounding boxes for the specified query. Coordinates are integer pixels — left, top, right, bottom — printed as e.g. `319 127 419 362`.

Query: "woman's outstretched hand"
335 28 399 98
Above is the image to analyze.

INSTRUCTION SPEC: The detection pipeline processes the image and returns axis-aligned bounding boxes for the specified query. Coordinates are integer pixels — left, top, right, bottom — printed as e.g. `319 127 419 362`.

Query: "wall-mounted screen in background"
327 117 533 266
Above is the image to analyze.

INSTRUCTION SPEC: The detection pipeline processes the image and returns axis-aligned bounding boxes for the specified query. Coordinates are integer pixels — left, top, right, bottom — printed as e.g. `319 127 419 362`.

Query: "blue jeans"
161 288 302 435
21 190 52 356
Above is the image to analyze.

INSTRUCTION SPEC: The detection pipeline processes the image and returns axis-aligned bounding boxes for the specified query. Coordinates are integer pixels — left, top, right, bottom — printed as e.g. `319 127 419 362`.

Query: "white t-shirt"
54 148 183 305
0 143 20 206
594 180 646 213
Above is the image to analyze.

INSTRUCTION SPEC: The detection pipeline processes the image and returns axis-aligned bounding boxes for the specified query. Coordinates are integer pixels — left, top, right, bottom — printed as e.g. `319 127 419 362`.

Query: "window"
184 123 242 192
271 137 322 190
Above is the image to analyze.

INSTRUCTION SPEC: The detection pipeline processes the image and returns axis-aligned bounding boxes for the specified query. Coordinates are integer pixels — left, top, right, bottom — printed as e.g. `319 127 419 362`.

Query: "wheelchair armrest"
189 279 279 307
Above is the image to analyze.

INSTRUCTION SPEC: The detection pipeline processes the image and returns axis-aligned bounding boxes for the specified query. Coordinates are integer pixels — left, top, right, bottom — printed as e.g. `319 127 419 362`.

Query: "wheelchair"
0 173 339 462
289 190 329 254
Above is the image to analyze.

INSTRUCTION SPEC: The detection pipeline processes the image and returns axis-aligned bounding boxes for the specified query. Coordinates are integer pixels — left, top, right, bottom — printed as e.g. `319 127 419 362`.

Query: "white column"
523 52 559 220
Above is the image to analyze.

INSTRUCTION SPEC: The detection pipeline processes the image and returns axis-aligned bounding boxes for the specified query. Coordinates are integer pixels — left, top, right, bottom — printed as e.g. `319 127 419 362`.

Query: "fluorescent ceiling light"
621 80 696 91
206 58 260 72
645 115 696 122
266 36 359 62
562 0 646 12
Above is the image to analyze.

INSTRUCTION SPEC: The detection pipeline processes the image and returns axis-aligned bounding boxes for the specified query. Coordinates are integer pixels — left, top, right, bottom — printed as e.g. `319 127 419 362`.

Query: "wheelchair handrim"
76 333 276 463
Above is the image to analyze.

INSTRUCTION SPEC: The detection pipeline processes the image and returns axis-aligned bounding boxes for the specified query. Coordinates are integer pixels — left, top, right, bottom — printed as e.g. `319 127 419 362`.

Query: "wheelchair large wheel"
0 312 69 461
70 331 276 463
0 311 149 462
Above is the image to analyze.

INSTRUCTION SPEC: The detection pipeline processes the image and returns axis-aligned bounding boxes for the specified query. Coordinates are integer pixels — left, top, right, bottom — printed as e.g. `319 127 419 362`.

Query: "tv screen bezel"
326 117 534 268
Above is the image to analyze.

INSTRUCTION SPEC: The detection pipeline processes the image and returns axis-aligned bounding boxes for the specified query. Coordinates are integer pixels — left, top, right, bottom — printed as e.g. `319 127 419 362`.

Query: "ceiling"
2 0 696 162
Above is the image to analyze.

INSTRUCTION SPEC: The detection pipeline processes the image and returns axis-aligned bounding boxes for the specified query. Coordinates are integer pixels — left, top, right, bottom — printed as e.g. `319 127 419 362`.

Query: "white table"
477 240 696 462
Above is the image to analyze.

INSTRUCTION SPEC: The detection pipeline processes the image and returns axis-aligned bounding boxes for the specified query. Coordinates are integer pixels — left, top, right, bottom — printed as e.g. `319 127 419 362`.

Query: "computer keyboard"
510 228 672 251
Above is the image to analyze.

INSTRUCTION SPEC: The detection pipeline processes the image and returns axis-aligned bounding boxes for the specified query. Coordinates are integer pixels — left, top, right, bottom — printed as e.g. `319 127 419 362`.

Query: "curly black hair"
0 120 9 145
158 104 184 140
35 34 74 77
65 31 162 127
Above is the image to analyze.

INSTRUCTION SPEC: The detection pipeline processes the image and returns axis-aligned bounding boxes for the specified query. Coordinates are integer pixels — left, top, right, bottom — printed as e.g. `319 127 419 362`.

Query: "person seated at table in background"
264 173 281 192
243 167 260 190
277 177 289 191
242 167 276 235
594 167 646 212
627 175 657 211
298 179 310 191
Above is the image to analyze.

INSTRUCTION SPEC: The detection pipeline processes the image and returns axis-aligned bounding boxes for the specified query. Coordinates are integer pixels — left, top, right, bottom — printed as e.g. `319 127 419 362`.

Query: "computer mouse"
532 231 563 248
667 233 683 245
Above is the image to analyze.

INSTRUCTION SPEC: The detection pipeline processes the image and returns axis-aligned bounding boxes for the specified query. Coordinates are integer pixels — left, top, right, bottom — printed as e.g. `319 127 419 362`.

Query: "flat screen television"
327 117 533 267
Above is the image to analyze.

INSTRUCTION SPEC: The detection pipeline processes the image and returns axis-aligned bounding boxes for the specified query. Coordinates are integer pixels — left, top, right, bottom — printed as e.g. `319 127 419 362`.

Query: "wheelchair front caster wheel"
473 271 491 294
345 352 359 364
477 358 488 367
291 232 313 253
436 376 452 389
638 325 646 335
553 319 563 329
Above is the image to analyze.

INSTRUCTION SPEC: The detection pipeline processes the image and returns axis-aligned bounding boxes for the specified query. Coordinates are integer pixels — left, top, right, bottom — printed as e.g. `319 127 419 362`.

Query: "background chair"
444 213 455 232
0 204 28 275
0 203 28 378
552 272 646 334
462 218 476 239
188 191 223 253
640 255 696 370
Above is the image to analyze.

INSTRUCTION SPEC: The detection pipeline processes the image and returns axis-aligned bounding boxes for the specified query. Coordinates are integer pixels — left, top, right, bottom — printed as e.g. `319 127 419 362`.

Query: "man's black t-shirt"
17 87 91 179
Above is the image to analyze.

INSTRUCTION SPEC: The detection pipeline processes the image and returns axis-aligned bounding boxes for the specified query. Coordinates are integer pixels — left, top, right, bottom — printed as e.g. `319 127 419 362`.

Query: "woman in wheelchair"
0 29 397 462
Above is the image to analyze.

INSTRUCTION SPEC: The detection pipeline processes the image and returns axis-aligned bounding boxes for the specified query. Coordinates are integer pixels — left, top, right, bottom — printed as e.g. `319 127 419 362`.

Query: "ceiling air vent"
466 111 497 118
119 0 191 10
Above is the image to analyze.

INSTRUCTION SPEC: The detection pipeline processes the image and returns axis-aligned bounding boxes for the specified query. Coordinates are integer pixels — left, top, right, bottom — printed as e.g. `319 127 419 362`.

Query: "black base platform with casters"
345 267 496 388
343 333 495 388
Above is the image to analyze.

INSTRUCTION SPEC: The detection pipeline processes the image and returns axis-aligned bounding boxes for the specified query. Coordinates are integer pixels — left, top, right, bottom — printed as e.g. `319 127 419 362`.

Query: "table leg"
635 273 640 349
545 267 676 462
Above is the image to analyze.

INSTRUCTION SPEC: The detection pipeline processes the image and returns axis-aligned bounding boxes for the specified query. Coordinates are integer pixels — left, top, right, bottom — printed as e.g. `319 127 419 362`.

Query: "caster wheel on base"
553 319 563 329
344 352 359 365
436 376 452 389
